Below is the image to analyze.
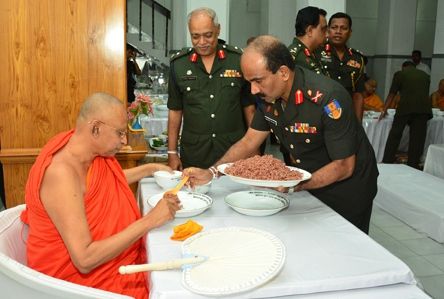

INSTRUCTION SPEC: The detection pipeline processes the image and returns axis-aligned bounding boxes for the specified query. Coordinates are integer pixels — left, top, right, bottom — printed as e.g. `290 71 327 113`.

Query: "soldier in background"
289 6 328 75
167 7 256 169
318 12 366 121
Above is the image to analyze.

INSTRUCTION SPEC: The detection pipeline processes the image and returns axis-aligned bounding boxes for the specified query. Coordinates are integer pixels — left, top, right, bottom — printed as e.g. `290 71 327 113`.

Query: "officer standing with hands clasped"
318 12 367 121
167 7 256 170
184 35 378 234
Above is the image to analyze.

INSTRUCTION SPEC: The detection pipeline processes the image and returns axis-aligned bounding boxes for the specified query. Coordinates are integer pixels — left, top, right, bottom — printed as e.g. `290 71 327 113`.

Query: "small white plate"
217 163 311 187
148 191 213 217
224 190 289 216
148 137 167 151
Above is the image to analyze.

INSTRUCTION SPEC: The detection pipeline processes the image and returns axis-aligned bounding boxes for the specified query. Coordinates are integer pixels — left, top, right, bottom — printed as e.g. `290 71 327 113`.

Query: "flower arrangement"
128 94 154 129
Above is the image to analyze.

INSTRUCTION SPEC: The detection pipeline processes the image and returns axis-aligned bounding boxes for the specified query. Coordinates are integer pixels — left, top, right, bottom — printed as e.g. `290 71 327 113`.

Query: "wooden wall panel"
0 0 127 207
0 0 126 149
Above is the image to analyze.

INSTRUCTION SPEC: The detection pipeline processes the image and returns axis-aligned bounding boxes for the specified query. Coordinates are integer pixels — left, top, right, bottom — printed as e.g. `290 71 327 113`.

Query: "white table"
424 144 444 179
139 177 427 298
362 115 444 162
375 164 444 243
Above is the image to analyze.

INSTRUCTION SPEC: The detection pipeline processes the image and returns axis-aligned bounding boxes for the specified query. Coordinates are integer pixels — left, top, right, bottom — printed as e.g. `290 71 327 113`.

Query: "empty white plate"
148 191 213 217
224 190 289 216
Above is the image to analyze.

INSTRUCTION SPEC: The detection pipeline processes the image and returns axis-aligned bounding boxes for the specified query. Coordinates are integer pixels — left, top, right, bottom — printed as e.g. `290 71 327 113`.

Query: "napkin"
171 220 203 241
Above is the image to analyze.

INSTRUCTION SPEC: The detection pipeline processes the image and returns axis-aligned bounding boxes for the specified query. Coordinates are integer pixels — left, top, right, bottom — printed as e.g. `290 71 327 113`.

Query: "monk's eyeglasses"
90 120 128 138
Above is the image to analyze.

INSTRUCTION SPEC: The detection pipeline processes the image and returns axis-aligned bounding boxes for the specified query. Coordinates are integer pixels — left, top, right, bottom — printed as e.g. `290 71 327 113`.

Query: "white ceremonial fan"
181 227 286 296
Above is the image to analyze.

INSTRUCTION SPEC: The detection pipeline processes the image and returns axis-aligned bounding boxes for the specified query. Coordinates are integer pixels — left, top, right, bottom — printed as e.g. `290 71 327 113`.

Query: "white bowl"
153 170 182 190
148 191 213 217
192 181 212 194
372 111 381 118
224 190 289 216
387 109 396 116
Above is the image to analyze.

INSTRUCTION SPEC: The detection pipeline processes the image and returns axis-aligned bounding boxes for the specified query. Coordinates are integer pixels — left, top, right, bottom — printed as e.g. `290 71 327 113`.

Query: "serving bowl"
153 170 182 190
193 181 212 194
224 190 289 216
386 109 396 116
148 191 213 217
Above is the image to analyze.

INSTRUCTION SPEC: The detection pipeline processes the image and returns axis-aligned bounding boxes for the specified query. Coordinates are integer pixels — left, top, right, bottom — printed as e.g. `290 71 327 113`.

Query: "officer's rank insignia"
295 89 304 105
189 53 198 63
223 69 241 77
347 59 361 68
217 49 226 59
274 109 279 116
186 70 192 75
304 48 311 57
266 105 272 113
324 99 342 119
307 89 312 97
310 90 323 103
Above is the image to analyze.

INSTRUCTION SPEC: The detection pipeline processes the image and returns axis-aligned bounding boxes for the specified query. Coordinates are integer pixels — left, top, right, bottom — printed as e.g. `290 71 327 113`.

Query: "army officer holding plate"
185 36 378 234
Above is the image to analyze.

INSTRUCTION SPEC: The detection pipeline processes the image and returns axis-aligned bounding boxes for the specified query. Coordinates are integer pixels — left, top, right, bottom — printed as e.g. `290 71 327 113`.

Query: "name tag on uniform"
181 75 197 81
264 116 277 126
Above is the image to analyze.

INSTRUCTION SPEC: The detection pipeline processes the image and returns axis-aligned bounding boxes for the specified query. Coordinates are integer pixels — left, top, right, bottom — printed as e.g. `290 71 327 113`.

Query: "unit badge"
324 99 342 119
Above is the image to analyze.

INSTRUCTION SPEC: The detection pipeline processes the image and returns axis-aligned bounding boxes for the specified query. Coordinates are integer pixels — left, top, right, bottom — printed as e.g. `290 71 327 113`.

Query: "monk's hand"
183 167 212 188
147 193 181 228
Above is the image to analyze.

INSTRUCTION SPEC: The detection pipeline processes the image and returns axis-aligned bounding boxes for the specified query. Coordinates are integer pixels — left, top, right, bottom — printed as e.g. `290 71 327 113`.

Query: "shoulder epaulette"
220 43 243 54
170 47 193 62
349 47 364 57
289 44 302 57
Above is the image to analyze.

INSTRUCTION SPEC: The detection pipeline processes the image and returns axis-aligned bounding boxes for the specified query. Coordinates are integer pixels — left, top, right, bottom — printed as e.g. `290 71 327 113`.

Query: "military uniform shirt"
288 38 325 75
251 66 378 222
389 67 431 115
168 43 255 168
317 43 366 95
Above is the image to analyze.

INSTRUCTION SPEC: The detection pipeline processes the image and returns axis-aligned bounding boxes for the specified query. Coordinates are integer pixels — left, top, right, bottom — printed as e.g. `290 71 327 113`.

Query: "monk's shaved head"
77 93 123 124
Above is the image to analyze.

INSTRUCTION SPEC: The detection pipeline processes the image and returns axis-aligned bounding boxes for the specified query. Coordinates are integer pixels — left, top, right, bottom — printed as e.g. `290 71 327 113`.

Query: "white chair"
0 204 132 299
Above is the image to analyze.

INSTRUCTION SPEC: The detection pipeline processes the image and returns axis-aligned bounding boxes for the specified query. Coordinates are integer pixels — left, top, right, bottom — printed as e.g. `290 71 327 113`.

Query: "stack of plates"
224 190 289 216
148 191 213 217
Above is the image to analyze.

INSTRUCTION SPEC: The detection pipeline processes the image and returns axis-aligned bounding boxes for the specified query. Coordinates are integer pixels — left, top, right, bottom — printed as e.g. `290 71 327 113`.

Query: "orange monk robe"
21 130 148 299
431 92 444 110
363 94 384 111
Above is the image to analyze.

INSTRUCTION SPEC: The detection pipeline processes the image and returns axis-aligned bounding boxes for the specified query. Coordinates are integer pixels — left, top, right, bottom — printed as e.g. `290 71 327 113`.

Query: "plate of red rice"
217 155 311 188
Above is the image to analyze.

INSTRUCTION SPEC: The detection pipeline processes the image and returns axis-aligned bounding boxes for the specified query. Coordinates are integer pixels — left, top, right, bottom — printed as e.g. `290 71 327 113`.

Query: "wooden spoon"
166 175 189 195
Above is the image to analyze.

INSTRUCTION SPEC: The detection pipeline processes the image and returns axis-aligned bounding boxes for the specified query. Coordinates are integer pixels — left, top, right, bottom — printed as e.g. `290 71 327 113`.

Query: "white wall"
415 0 437 58
229 0 261 47
346 0 378 55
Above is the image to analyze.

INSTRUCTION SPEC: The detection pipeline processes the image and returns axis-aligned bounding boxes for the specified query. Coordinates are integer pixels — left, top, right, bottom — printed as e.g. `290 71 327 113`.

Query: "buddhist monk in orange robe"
430 79 444 110
21 93 180 299
362 78 384 112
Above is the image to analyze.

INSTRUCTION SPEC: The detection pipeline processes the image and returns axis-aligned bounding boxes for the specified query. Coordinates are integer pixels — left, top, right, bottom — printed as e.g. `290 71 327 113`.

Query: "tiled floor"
370 206 444 298
265 141 444 298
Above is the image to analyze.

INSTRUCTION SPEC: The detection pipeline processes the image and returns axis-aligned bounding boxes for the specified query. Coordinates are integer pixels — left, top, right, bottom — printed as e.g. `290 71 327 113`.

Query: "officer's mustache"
256 92 266 99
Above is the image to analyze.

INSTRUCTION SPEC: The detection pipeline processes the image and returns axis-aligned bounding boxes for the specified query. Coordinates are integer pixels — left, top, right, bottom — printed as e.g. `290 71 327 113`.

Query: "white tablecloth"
424 144 444 179
139 177 420 299
362 115 444 162
375 164 444 243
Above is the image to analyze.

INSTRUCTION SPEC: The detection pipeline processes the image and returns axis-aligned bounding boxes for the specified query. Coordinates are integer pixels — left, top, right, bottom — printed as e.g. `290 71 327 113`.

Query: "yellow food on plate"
171 220 203 241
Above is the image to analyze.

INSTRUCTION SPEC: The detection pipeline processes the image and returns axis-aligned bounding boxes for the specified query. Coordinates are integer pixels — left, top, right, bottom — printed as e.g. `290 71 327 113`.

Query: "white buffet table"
423 144 444 179
362 115 444 162
375 163 444 243
139 177 428 298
